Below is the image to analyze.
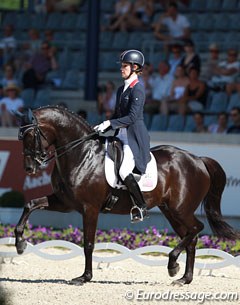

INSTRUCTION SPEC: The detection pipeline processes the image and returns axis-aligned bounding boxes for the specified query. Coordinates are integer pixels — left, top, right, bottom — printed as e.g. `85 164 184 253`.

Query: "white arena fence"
0 237 239 273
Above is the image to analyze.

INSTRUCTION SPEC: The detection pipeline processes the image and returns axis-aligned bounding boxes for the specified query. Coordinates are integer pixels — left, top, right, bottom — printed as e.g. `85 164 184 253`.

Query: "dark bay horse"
15 106 239 286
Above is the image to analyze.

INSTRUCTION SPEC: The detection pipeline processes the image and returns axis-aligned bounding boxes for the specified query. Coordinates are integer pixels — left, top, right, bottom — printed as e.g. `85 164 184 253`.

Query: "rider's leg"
119 145 148 222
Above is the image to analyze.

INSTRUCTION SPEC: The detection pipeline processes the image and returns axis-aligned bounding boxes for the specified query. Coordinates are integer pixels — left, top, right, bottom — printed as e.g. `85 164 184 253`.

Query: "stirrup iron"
130 205 144 223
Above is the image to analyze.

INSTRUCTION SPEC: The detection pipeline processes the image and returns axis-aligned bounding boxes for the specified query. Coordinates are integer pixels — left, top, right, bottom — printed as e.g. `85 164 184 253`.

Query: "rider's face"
120 63 131 79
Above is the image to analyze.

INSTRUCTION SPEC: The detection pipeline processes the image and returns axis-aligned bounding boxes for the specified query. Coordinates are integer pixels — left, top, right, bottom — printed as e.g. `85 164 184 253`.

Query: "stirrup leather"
130 205 145 223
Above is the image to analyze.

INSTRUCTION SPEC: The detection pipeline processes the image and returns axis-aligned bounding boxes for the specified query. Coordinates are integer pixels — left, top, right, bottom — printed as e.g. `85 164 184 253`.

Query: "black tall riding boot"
124 174 149 223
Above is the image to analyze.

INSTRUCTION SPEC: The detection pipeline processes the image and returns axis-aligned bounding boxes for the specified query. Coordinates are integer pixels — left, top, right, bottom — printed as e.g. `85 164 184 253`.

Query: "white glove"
94 120 111 132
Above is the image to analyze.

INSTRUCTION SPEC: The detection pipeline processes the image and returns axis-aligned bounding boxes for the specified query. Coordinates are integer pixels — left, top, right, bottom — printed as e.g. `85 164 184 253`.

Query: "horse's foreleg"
14 196 49 254
70 207 99 285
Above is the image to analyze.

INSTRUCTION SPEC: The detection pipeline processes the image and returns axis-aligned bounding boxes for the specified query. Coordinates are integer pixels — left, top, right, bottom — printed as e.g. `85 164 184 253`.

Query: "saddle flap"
106 136 123 179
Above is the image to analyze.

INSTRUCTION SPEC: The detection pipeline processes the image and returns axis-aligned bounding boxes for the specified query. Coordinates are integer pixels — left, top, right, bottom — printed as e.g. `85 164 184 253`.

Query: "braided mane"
34 105 93 132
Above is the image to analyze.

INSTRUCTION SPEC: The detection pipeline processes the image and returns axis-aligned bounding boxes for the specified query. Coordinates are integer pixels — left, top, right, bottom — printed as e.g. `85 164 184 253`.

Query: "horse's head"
17 109 49 175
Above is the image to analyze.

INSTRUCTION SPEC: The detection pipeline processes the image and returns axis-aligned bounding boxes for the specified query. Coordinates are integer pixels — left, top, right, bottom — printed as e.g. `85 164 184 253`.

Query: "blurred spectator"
227 107 240 134
192 112 208 133
1 64 18 87
44 30 58 56
124 0 154 31
0 84 4 99
97 81 116 119
210 48 240 91
22 41 58 91
168 43 183 76
178 67 207 115
226 82 240 96
46 0 82 12
0 48 3 70
161 64 189 115
144 60 174 114
21 28 42 58
0 82 24 127
0 24 17 66
139 62 154 104
105 0 132 31
208 112 228 134
34 0 47 13
201 43 220 83
0 24 17 50
180 39 201 74
159 0 190 9
152 2 190 46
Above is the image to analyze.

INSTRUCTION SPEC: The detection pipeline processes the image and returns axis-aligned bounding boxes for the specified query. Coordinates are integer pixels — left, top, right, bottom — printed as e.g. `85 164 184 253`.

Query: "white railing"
0 237 239 272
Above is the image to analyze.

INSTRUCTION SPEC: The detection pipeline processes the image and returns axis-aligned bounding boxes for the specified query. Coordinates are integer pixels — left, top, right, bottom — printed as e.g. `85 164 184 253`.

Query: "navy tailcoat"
110 81 151 174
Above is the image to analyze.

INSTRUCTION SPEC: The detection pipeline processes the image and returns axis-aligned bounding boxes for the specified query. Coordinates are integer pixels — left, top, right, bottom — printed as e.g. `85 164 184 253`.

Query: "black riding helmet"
119 49 145 73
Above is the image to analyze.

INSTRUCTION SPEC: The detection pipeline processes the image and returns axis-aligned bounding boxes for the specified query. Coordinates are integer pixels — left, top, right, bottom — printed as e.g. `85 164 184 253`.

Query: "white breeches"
119 144 135 180
117 128 135 180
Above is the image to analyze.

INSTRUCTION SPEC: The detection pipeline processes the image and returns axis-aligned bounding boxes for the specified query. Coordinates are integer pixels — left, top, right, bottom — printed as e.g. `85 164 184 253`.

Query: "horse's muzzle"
24 156 38 175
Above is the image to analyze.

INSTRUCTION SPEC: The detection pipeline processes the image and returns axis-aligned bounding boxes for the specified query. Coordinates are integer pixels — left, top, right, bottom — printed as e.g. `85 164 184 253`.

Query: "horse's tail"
201 157 240 240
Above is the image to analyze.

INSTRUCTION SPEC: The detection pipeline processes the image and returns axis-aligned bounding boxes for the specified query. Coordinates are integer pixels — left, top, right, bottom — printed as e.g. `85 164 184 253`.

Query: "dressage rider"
94 49 151 222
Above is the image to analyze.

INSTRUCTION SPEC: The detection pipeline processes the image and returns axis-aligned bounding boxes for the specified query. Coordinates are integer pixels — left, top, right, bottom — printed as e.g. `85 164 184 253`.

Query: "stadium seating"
183 115 194 132
33 88 51 107
227 93 240 112
1 1 240 132
149 114 168 132
208 92 229 113
166 114 185 132
21 88 35 108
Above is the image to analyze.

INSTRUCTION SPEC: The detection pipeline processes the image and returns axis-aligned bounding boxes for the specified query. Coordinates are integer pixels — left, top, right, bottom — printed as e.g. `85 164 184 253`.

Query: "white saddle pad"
104 141 158 192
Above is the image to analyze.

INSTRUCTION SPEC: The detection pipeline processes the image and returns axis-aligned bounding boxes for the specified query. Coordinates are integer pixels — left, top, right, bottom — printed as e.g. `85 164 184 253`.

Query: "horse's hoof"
16 240 27 255
68 277 85 286
68 274 92 286
168 264 180 277
171 277 192 286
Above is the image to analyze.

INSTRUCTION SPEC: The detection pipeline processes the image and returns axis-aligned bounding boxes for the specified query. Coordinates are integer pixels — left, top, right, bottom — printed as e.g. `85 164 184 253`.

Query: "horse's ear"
13 108 34 125
12 110 24 119
12 110 25 126
27 108 35 123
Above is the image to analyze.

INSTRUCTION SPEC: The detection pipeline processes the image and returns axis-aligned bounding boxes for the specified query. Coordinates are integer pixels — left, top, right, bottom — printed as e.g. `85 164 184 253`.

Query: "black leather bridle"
18 112 98 168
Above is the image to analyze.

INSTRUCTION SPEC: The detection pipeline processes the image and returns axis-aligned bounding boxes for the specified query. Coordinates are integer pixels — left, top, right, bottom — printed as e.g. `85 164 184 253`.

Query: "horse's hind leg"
159 206 187 277
169 215 204 286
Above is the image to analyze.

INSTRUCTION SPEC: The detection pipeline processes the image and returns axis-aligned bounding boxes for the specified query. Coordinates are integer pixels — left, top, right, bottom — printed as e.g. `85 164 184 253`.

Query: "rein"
44 131 98 163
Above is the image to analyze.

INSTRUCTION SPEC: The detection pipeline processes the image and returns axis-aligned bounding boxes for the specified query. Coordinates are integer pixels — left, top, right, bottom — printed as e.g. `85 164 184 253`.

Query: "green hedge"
0 190 25 208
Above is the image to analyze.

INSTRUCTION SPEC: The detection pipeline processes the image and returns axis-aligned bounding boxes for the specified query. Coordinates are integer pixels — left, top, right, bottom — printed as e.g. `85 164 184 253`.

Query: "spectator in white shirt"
210 48 240 91
152 2 190 48
144 61 174 114
0 83 24 127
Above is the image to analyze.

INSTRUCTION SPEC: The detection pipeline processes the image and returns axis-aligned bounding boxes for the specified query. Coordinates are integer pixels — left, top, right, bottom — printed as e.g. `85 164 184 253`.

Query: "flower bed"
1 224 239 255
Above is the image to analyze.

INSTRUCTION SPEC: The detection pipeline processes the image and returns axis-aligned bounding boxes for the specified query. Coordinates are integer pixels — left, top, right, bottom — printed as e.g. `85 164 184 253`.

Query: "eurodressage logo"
23 171 51 190
226 176 240 188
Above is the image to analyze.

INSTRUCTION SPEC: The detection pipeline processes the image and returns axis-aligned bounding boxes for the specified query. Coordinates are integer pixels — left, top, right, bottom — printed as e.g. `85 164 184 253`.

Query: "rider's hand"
94 120 111 133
